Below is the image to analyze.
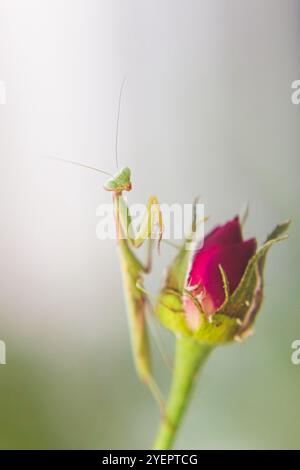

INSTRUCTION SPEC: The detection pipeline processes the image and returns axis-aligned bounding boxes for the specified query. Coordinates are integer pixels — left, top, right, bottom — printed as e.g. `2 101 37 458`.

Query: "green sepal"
157 290 191 336
163 239 192 292
194 313 238 344
156 288 238 345
162 198 204 291
219 220 290 336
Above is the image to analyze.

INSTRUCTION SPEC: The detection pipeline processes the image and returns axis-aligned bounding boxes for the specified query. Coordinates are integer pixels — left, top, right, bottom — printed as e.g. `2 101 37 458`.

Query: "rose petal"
187 238 257 314
203 216 243 250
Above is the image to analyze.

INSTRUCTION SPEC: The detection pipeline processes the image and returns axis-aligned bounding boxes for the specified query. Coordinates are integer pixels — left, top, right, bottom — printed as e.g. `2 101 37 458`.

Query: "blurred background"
0 0 299 449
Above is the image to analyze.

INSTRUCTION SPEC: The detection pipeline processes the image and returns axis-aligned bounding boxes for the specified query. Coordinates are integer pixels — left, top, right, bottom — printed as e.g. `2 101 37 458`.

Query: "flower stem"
153 336 212 450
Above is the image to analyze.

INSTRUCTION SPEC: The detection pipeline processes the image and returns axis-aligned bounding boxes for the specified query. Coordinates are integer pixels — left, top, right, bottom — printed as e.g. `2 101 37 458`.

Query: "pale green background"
0 0 299 449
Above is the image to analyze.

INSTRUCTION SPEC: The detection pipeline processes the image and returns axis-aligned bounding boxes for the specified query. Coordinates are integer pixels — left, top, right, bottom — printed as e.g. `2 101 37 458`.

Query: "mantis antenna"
44 78 127 175
115 77 126 170
43 155 114 177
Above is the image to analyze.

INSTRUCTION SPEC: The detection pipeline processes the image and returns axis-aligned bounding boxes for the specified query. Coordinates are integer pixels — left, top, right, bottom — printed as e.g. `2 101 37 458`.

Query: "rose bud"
183 217 256 330
154 212 290 450
156 214 290 344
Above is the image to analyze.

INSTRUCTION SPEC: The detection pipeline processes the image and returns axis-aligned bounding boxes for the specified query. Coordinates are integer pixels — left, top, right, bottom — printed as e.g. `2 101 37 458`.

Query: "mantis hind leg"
122 268 165 411
143 372 165 414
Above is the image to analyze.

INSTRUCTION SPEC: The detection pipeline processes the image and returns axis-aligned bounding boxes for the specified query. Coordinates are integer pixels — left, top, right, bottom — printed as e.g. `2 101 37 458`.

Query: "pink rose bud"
184 217 256 329
156 210 289 344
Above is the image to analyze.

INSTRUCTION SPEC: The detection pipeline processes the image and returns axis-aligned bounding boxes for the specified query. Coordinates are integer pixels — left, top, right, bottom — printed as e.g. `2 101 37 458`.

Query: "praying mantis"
48 82 165 408
105 168 164 406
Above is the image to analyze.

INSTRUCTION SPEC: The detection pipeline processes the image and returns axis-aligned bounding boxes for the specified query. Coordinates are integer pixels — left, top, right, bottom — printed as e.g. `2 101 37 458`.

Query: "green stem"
153 336 212 450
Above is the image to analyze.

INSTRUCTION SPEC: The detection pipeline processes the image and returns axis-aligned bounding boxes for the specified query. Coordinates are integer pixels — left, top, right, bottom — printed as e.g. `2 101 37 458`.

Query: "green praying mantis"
105 167 164 407
47 82 166 409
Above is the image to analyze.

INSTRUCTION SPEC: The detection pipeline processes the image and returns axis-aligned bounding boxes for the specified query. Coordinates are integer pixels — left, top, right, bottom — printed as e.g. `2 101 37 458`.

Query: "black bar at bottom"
0 450 296 466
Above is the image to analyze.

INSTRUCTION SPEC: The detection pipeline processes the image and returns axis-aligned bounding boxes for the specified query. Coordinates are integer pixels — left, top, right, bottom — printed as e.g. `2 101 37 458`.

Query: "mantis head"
104 167 132 193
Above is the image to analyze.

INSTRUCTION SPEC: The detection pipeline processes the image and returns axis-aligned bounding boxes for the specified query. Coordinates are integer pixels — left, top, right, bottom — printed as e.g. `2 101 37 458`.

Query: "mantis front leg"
116 194 163 260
